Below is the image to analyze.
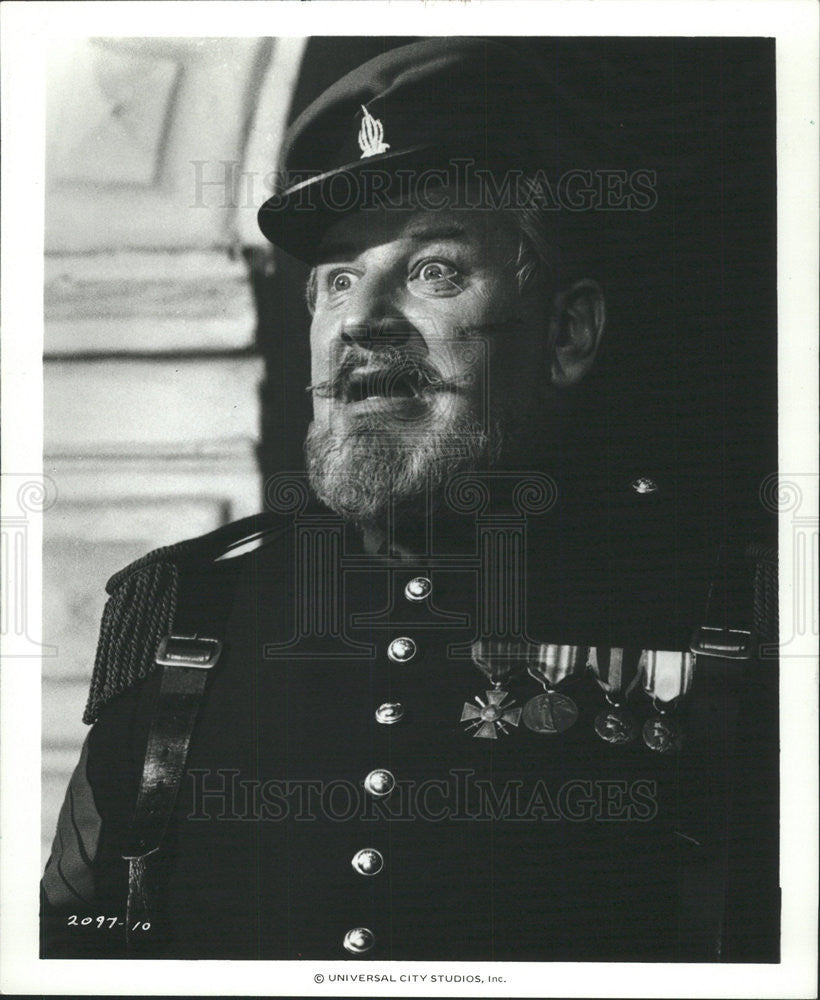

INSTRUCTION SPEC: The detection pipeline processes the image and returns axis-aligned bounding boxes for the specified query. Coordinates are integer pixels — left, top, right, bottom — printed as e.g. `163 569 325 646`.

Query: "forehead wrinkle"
316 215 486 263
402 224 469 243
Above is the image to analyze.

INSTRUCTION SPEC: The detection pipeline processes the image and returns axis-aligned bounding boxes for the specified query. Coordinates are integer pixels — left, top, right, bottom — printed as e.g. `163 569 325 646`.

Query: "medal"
461 690 522 739
460 641 526 739
594 701 639 745
639 650 694 754
642 709 684 754
522 644 585 735
589 647 642 745
523 691 578 734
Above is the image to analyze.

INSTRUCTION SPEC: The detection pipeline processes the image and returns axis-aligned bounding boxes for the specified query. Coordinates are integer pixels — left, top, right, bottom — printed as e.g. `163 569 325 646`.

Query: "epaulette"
83 511 290 724
746 541 777 641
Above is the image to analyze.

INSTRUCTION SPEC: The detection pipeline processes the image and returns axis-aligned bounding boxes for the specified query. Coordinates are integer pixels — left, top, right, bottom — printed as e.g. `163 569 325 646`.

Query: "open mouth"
342 367 432 403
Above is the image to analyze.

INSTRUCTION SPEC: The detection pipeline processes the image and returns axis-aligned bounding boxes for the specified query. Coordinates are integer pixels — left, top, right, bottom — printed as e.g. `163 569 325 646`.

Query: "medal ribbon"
528 643 588 688
471 640 535 686
588 646 643 700
639 649 695 704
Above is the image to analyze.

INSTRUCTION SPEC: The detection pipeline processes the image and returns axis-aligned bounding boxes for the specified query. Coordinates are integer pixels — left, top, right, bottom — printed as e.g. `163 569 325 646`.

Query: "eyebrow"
315 225 469 263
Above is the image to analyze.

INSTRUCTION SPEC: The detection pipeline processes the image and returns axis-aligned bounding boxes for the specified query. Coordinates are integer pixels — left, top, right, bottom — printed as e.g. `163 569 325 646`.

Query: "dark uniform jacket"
41 478 779 962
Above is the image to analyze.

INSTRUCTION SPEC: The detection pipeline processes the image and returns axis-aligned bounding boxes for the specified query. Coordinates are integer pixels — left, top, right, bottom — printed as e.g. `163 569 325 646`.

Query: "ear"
548 279 606 387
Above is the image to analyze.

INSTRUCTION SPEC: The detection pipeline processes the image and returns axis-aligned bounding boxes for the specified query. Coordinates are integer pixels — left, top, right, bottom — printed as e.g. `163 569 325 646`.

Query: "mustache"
306 319 528 399
306 347 466 399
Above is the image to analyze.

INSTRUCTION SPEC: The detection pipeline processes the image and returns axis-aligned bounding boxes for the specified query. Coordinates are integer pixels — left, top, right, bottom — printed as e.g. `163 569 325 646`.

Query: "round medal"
522 691 578 734
594 707 639 745
642 714 683 754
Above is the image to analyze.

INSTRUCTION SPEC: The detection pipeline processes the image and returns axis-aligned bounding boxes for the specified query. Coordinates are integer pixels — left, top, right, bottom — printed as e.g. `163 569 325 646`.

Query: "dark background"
253 36 777 552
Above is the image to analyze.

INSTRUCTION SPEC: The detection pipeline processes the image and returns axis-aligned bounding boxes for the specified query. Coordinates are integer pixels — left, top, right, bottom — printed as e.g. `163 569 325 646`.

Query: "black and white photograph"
1 2 817 997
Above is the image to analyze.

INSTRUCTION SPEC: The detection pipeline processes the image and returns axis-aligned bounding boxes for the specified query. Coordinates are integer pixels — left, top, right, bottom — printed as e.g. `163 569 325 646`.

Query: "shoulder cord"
85 560 180 725
85 511 288 725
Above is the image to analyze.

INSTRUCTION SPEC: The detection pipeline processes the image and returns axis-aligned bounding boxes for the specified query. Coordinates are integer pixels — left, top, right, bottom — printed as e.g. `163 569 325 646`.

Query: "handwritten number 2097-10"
66 914 150 931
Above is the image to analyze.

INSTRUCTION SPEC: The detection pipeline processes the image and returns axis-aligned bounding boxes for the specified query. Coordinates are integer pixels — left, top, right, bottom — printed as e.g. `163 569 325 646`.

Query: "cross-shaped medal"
461 690 523 739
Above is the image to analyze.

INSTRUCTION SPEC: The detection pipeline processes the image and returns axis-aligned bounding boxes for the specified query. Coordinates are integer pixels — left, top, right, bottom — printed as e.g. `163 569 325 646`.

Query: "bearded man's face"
305 203 549 523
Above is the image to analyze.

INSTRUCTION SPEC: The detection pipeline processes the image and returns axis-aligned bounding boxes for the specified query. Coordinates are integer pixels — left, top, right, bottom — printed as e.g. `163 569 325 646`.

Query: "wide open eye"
329 269 359 294
420 261 455 282
410 259 462 296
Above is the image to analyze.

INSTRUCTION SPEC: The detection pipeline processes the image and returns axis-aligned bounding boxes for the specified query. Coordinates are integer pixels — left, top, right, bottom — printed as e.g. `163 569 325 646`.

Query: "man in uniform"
41 38 778 962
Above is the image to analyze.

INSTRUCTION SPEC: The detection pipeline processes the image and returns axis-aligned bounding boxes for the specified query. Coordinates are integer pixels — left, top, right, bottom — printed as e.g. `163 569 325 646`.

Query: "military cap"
257 37 558 263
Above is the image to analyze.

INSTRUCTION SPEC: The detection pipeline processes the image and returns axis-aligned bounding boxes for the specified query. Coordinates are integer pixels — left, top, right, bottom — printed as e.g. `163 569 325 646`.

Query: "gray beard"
305 416 503 524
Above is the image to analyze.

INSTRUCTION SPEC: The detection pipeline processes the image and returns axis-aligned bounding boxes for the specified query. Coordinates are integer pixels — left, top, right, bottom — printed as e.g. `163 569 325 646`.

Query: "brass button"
363 768 395 798
631 476 658 495
404 576 432 601
351 848 384 876
343 926 375 954
375 701 405 725
387 636 416 663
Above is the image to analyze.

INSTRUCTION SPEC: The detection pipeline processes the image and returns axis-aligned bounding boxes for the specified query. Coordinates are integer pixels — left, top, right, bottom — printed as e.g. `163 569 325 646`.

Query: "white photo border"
1 2 817 997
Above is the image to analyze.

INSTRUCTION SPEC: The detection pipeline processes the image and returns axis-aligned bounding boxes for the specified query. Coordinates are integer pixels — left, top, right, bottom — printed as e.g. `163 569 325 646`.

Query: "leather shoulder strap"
120 554 244 948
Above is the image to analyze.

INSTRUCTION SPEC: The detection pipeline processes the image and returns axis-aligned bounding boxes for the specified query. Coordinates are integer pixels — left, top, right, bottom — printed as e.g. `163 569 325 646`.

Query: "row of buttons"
343 577 430 955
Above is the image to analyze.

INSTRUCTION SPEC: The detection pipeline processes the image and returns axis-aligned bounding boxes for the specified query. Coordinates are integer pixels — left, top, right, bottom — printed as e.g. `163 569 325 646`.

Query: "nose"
341 316 420 350
339 276 423 352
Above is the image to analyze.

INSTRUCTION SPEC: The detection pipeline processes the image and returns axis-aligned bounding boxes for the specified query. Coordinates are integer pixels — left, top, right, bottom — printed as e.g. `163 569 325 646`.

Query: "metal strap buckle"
689 625 754 660
155 633 222 669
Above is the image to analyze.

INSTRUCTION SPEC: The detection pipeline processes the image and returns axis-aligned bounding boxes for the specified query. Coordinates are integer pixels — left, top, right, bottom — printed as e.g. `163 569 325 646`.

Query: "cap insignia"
358 105 390 158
